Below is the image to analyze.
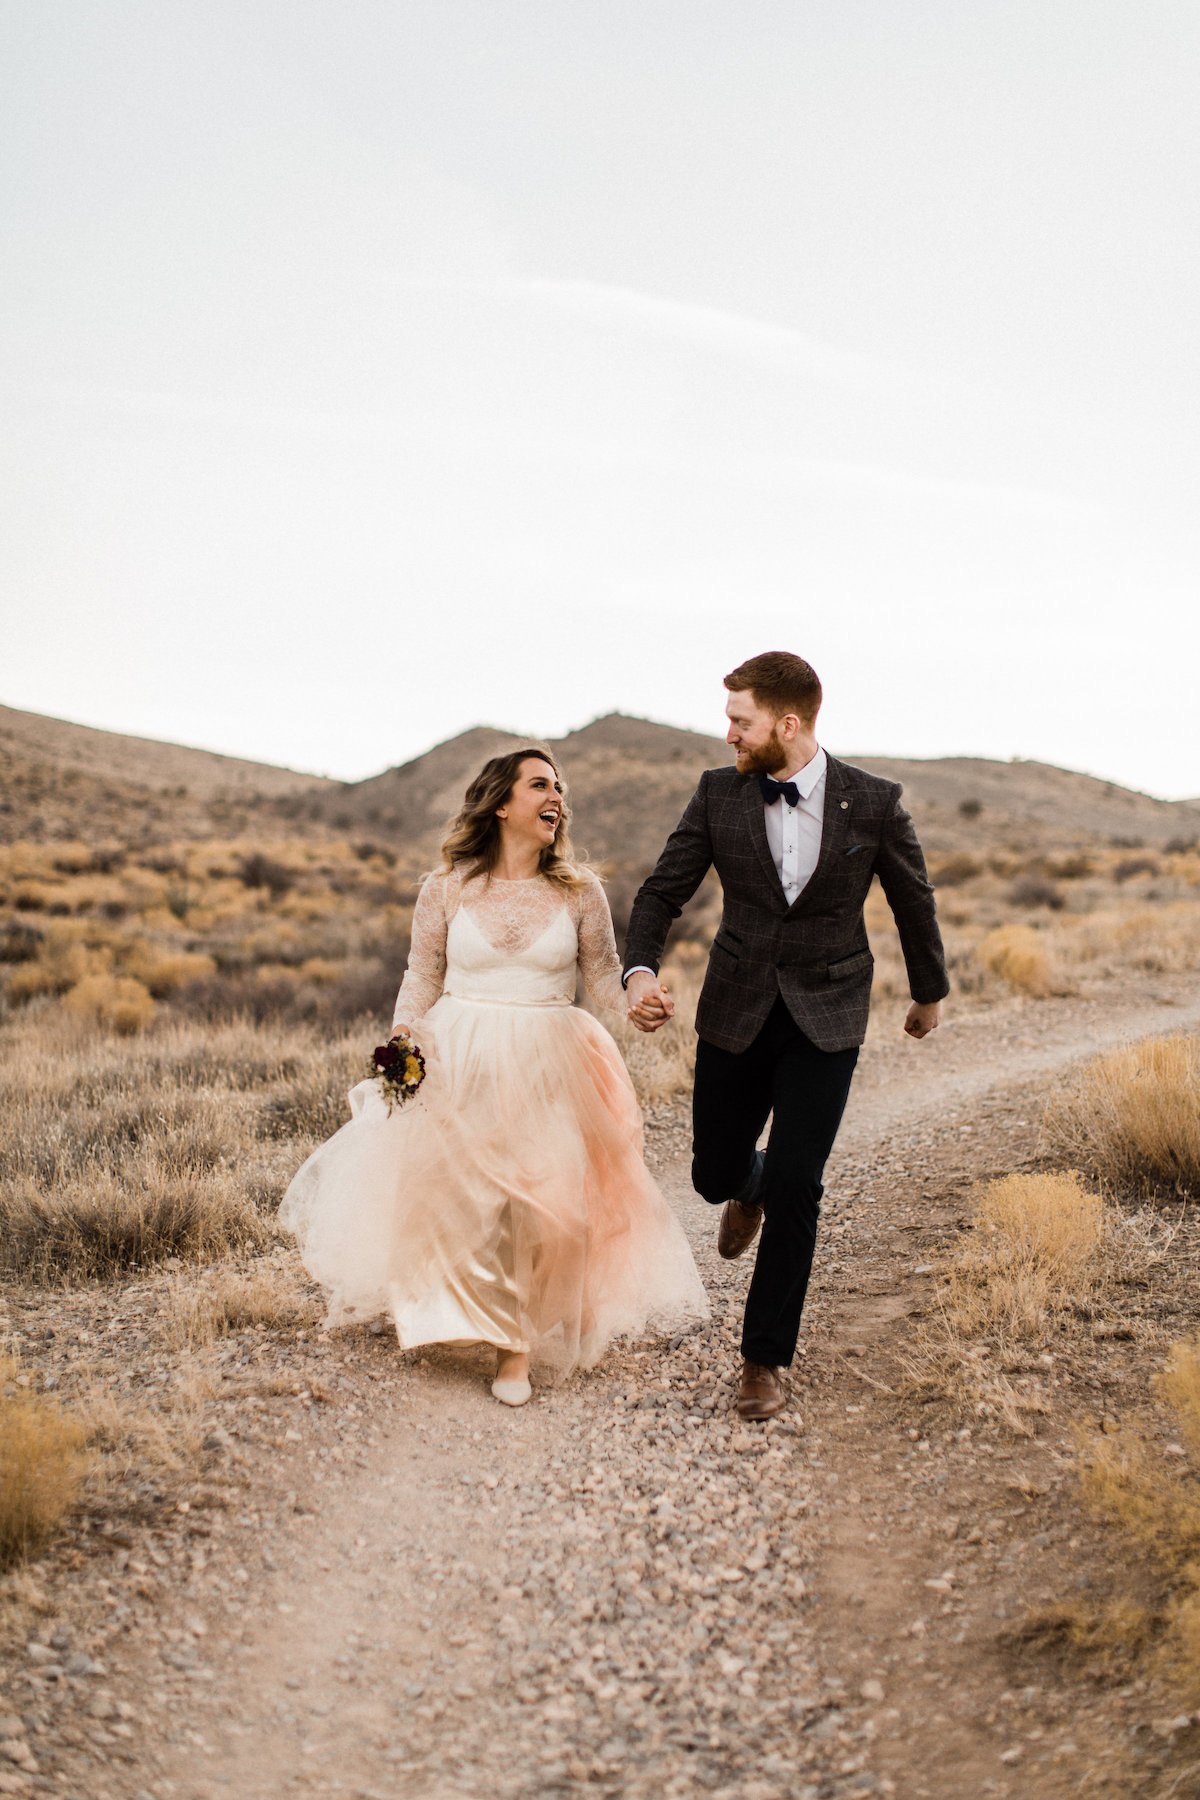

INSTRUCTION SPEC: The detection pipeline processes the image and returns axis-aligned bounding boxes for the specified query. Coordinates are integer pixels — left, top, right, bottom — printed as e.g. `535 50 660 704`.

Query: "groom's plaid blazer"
623 757 950 1054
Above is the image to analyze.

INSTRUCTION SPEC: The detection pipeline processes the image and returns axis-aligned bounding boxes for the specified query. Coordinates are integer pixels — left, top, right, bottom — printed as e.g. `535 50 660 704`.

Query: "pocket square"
843 844 868 856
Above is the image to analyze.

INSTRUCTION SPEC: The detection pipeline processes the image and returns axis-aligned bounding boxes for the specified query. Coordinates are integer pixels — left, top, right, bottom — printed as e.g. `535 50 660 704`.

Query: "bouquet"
370 1033 427 1114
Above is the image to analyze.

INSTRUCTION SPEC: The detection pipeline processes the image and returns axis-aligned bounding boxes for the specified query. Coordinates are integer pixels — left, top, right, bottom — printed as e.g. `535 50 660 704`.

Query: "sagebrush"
1043 1032 1200 1197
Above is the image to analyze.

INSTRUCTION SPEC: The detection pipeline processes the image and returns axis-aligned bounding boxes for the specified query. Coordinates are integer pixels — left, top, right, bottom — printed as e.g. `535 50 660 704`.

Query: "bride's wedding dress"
280 866 707 1373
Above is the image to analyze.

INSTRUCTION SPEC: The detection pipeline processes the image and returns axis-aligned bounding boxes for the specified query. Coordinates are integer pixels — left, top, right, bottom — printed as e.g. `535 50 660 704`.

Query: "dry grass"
78 1374 219 1488
1070 1337 1200 1698
976 925 1059 998
940 1171 1108 1340
0 1012 362 1280
1058 903 1200 975
1042 1032 1200 1197
0 1353 88 1569
0 1168 271 1284
167 1267 318 1347
908 1172 1114 1434
0 835 412 1030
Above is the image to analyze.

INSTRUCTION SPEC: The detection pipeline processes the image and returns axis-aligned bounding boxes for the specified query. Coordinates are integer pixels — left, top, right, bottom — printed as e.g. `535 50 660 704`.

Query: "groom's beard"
735 727 789 776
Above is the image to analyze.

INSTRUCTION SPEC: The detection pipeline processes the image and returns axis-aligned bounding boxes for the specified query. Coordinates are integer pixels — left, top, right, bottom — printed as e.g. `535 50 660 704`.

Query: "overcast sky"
2 2 1197 796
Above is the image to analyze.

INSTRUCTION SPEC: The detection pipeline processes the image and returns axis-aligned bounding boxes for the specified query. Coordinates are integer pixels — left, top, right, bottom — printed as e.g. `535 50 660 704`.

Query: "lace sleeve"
391 872 450 1028
573 871 627 1015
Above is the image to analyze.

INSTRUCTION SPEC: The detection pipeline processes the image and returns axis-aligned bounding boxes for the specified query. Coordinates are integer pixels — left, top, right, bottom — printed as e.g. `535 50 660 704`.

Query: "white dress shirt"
625 746 828 986
765 745 827 905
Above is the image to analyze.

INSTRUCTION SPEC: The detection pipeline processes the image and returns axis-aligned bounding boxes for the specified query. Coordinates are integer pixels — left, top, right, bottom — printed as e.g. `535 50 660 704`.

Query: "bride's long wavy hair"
440 748 587 893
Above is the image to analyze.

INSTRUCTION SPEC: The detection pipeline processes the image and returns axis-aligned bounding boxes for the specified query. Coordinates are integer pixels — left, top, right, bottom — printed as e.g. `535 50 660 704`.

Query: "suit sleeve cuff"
622 965 656 988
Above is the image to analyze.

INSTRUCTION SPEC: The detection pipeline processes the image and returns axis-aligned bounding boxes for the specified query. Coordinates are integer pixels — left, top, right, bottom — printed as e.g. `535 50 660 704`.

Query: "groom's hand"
626 971 675 1034
904 1000 941 1040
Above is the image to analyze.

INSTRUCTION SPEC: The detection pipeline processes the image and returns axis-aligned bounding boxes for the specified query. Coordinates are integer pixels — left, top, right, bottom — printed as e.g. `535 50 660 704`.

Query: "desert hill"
0 703 331 846
2 699 1197 863
308 716 1200 864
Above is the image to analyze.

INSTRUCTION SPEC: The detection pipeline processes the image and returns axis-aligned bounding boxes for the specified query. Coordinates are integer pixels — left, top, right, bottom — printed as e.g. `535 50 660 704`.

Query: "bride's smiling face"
495 757 564 850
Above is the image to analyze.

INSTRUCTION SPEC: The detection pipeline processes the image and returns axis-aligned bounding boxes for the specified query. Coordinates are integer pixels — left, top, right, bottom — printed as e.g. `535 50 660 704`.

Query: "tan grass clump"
0 1355 88 1569
168 1267 317 1347
976 924 1057 997
1073 1337 1200 1698
63 972 156 1034
943 1171 1108 1339
1042 1033 1200 1196
121 944 217 995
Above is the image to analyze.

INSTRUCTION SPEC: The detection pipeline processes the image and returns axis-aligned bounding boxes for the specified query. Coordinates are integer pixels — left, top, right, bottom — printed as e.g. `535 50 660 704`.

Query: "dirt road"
9 975 1200 1800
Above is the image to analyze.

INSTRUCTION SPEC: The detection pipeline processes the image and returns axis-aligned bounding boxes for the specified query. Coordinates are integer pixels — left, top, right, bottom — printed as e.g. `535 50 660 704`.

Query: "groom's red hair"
725 651 822 724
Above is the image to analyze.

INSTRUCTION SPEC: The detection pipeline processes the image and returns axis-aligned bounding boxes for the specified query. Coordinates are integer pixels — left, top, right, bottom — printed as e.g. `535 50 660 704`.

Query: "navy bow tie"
760 774 801 807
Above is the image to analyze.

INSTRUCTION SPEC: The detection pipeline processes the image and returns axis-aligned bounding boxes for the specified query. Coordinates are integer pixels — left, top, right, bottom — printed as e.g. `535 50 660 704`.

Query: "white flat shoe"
491 1378 532 1407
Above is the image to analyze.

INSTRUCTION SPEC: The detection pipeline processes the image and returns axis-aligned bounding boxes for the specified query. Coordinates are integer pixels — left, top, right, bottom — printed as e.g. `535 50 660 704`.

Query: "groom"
624 651 949 1419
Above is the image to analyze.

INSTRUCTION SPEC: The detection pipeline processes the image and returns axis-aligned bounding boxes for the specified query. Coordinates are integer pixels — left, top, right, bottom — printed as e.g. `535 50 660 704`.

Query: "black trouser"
692 993 859 1368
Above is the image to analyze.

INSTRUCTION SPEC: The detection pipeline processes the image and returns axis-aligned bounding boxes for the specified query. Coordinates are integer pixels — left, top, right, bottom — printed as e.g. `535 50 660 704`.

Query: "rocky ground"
4 975 1200 1800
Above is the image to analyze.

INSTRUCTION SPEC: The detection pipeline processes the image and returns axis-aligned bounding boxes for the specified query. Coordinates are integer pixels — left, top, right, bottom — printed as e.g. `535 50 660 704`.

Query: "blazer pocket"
843 844 869 857
826 948 874 982
712 932 740 962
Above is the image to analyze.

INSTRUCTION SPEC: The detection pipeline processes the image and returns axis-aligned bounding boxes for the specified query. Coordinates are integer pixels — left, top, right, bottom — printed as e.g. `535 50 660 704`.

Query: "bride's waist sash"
442 990 574 1009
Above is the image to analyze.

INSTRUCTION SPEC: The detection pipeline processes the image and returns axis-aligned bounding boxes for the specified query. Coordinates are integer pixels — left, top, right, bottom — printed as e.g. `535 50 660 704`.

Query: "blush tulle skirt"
279 996 708 1374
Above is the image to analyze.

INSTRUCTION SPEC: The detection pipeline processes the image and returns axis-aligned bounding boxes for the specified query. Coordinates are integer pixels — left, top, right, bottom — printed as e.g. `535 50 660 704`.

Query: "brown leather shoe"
737 1360 787 1420
717 1197 763 1260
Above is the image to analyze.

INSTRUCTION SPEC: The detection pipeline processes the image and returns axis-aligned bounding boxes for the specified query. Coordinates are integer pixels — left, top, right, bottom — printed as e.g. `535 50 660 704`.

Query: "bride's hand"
391 1023 435 1066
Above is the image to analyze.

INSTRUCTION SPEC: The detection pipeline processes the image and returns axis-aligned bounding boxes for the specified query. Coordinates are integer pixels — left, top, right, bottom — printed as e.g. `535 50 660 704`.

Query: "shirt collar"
786 744 826 802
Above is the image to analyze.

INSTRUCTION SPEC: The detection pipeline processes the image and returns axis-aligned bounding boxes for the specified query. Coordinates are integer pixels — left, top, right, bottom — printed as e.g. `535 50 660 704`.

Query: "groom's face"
725 690 789 775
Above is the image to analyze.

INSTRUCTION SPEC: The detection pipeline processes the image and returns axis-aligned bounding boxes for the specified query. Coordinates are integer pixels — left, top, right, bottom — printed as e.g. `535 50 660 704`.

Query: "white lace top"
391 865 627 1027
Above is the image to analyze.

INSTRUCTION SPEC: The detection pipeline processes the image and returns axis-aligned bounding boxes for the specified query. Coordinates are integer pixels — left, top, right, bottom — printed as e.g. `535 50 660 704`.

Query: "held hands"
904 1000 941 1040
625 971 675 1035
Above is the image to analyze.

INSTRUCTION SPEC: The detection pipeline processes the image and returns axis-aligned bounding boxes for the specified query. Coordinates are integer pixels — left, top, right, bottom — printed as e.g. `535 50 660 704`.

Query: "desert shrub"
1046 853 1095 880
63 974 156 1034
1114 857 1159 883
976 924 1057 997
13 881 58 912
0 1167 269 1282
1042 1033 1200 1196
0 1355 88 1568
957 798 982 820
173 959 396 1029
1057 904 1200 975
0 922 43 963
0 1012 365 1277
121 943 217 995
1166 837 1199 856
1 921 117 1006
931 853 983 887
941 1172 1108 1340
238 852 295 897
298 956 341 982
1009 875 1064 910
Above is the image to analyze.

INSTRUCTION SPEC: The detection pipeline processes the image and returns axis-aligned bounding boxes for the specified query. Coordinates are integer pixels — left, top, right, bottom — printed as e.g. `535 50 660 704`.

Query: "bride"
279 746 707 1405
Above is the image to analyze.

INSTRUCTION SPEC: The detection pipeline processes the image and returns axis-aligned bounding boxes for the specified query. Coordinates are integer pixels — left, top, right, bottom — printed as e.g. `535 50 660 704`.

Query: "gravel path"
8 974 1200 1800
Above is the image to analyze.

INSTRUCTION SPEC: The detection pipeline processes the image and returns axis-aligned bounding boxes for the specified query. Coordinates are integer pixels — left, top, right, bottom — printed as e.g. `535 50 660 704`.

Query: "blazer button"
839 800 849 809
